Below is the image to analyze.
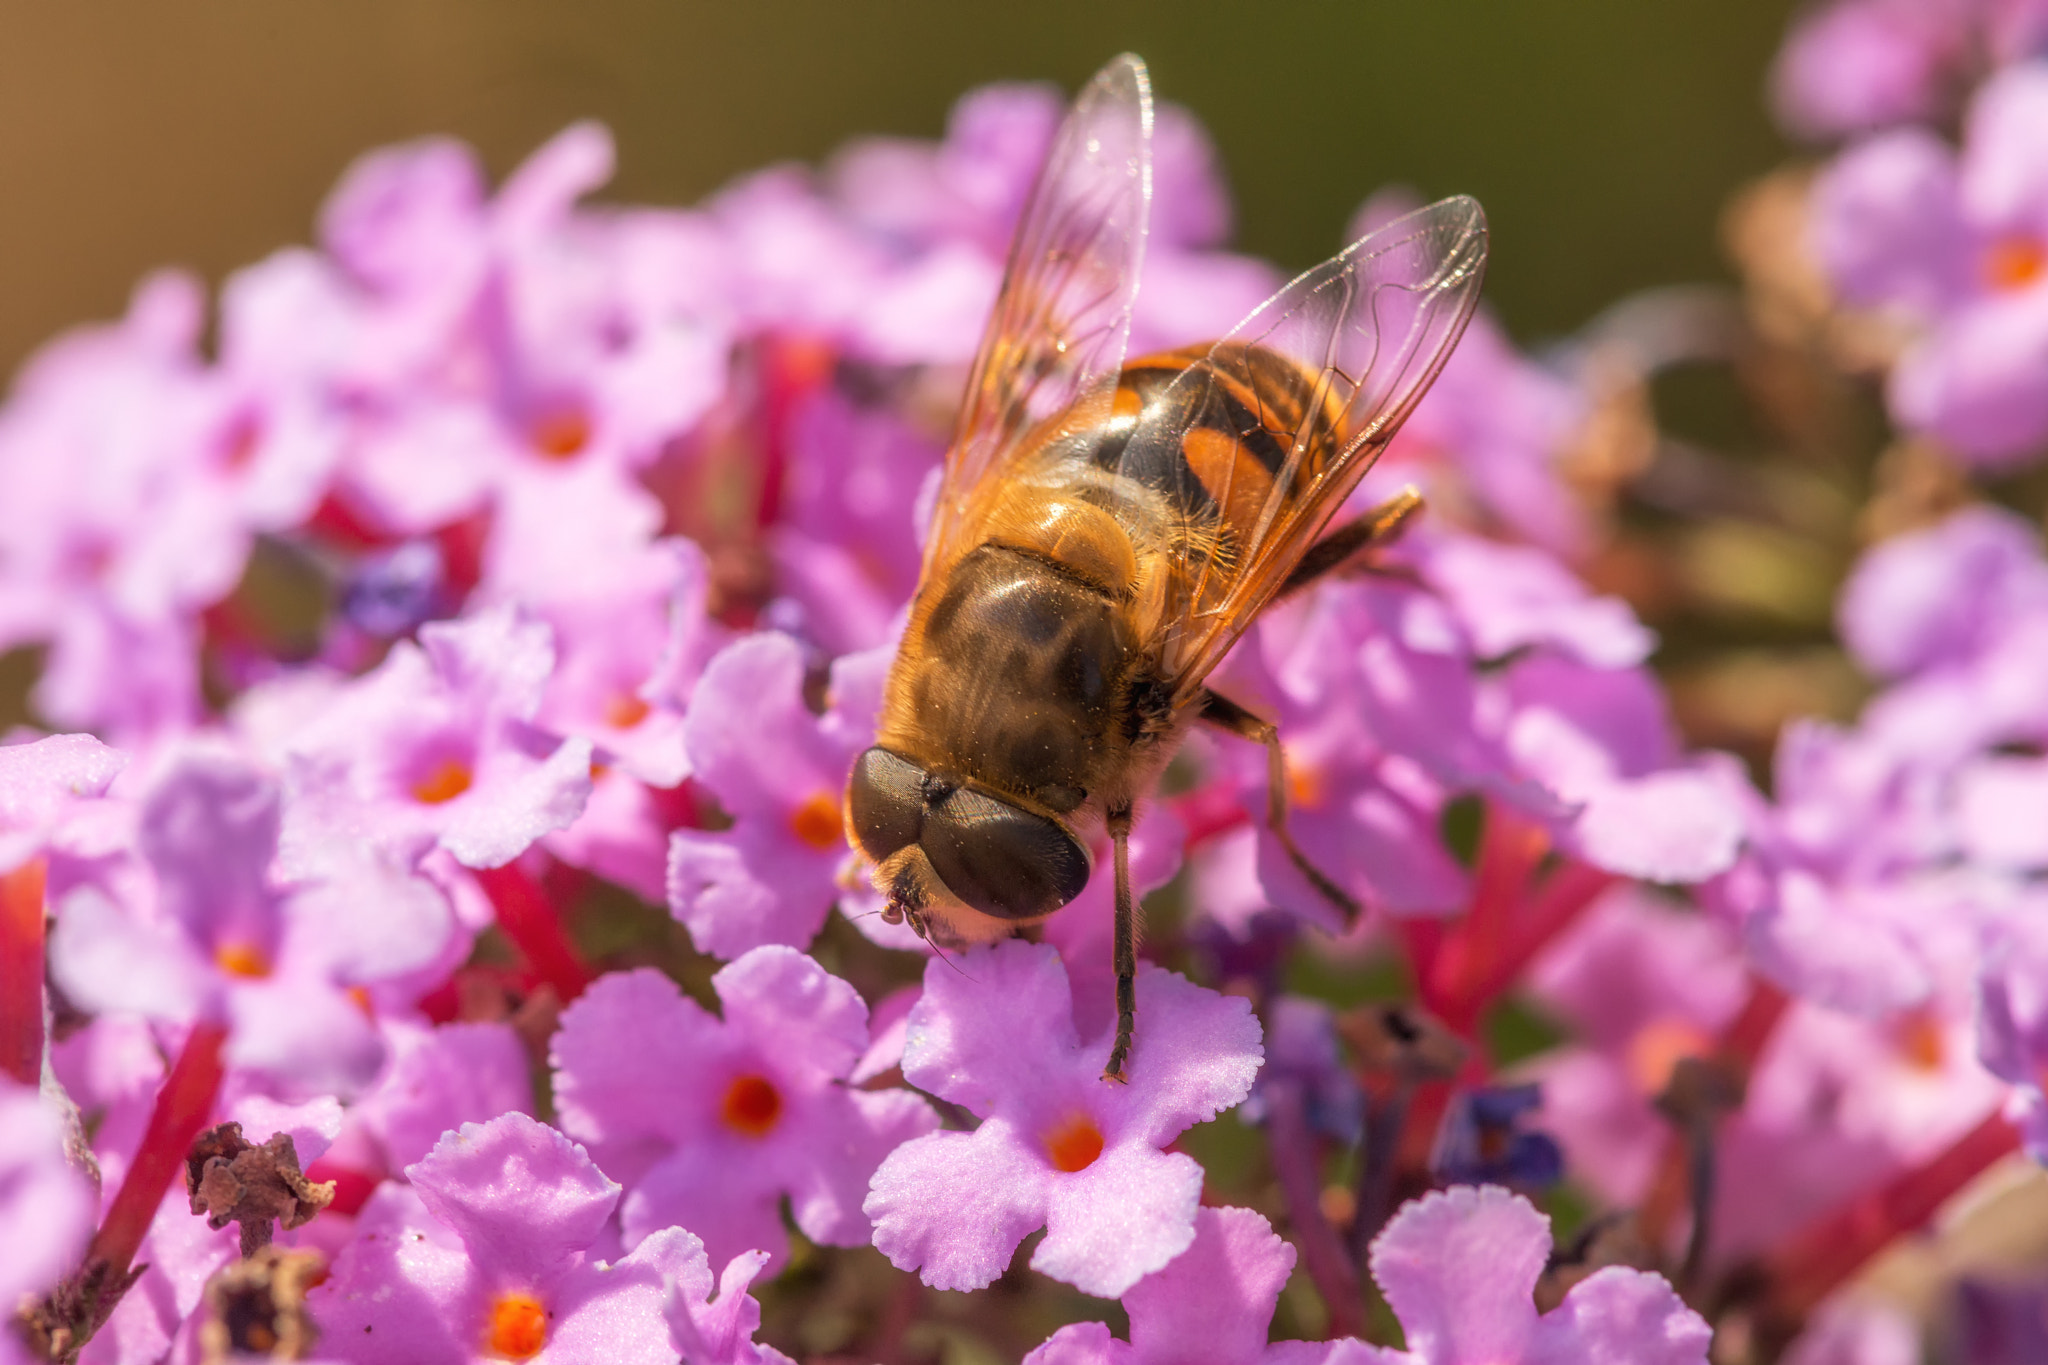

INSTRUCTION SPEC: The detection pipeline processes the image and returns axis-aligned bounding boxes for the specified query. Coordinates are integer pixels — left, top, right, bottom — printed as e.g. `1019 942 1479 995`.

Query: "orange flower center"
529 405 591 461
214 942 272 979
1626 1016 1714 1096
604 693 651 730
1895 1009 1946 1072
1288 760 1326 813
411 758 474 806
1984 235 2046 292
1042 1114 1106 1173
788 792 843 851
721 1074 782 1138
485 1291 548 1359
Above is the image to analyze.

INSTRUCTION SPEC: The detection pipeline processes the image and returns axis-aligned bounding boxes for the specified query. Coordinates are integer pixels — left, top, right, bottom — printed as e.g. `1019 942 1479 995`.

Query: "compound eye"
920 786 1091 921
847 748 926 862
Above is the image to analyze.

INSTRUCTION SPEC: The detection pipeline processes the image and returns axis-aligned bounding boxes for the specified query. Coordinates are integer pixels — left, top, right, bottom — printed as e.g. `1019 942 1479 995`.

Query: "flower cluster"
1 35 2042 1365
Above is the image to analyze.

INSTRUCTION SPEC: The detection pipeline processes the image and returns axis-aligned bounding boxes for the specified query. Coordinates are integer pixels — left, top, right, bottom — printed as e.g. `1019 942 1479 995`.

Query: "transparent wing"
920 53 1154 578
1143 195 1490 700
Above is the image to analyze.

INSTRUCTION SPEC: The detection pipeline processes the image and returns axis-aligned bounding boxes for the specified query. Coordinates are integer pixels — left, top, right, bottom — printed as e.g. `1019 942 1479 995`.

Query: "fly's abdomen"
1092 344 1345 588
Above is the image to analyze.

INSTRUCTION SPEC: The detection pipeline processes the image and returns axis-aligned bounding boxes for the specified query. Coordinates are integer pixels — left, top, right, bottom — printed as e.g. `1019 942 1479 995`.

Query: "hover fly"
845 54 1487 1080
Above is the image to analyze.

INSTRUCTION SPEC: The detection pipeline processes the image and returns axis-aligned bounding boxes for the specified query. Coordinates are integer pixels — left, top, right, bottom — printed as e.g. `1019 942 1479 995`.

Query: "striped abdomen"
1079 342 1349 622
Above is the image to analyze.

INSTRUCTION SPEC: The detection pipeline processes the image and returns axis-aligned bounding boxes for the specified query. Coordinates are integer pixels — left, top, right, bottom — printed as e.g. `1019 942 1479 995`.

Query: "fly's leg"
1275 486 1424 600
1101 803 1139 1084
1197 689 1362 927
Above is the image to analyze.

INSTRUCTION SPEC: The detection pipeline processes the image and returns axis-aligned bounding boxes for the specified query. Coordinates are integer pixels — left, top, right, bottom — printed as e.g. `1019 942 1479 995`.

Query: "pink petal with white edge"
1955 755 2048 870
1368 1185 1547 1365
1032 1142 1204 1298
865 1120 1052 1292
406 1113 619 1290
1123 1206 1296 1365
1524 1266 1711 1365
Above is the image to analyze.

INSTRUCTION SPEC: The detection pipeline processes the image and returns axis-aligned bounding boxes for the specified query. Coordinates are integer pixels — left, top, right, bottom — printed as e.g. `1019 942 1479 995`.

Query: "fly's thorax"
877 540 1148 812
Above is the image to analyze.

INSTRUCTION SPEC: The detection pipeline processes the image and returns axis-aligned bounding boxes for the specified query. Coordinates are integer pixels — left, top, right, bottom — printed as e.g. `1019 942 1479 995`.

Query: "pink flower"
1812 63 2048 465
1026 1206 1366 1364
311 1112 750 1365
48 749 390 1098
666 633 892 959
1836 505 2048 680
279 605 593 872
864 941 1262 1297
1771 0 1968 141
1358 1185 1711 1365
549 949 935 1273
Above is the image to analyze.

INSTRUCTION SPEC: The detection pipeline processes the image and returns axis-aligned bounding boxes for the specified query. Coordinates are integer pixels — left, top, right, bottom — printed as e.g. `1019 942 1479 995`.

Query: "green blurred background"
0 0 1796 379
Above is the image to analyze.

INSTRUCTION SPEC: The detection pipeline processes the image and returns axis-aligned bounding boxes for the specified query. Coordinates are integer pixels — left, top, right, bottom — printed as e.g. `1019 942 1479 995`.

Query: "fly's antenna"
907 907 975 981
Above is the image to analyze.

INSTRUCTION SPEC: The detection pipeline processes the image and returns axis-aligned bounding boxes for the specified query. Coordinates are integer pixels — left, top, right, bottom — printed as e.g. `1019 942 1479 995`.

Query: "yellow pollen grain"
788 792 843 851
484 1291 548 1359
1043 1114 1105 1173
721 1074 782 1138
411 758 474 806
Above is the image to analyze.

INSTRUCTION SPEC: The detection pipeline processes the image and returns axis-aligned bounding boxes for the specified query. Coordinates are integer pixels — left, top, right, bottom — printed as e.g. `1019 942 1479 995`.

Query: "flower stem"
90 1019 229 1281
473 861 594 1003
1265 1077 1363 1338
1762 1110 2021 1321
1 857 48 1086
1639 976 1787 1251
1444 862 1616 1033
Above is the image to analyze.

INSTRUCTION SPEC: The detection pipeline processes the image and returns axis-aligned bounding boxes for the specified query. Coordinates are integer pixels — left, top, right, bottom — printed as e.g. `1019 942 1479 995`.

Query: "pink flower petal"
1367 1185 1547 1365
865 1122 1052 1292
1122 1207 1297 1365
1032 1142 1205 1298
1525 1267 1711 1365
405 1114 619 1290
